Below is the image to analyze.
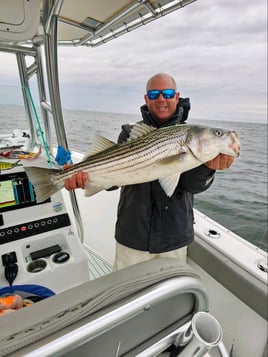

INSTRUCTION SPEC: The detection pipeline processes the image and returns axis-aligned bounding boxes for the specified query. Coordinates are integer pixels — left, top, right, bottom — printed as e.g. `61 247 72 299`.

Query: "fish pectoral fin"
162 150 188 163
159 173 181 197
84 182 104 197
83 135 115 159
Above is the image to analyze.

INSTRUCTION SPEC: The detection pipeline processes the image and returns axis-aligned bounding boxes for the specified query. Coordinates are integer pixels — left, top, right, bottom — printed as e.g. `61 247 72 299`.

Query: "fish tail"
24 166 62 203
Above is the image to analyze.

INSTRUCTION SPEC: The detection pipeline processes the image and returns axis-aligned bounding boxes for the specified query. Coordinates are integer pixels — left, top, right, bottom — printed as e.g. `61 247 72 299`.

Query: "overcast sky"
0 0 267 123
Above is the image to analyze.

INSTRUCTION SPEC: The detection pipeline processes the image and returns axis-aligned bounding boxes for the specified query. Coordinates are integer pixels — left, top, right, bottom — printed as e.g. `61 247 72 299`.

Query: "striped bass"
24 123 240 203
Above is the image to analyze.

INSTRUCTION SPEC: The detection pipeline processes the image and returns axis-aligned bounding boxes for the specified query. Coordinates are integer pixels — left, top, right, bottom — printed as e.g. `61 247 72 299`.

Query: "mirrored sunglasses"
147 89 176 100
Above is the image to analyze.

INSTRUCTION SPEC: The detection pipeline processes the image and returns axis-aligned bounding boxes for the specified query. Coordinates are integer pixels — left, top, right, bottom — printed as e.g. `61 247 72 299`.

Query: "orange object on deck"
0 294 23 310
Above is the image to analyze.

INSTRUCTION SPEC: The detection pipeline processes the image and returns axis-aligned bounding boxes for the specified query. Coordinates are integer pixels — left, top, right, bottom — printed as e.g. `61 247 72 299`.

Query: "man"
64 73 234 270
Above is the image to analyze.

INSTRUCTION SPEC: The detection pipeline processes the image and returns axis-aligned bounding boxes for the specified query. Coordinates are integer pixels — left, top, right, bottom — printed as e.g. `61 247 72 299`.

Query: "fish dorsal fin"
127 123 156 141
83 135 115 160
159 173 181 197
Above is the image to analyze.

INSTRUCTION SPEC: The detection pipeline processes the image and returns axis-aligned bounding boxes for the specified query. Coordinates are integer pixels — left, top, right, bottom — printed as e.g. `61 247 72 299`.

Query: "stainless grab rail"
19 276 208 357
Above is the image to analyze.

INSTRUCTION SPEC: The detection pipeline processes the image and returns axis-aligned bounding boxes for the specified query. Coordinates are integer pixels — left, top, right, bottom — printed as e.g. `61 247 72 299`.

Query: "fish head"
185 126 241 163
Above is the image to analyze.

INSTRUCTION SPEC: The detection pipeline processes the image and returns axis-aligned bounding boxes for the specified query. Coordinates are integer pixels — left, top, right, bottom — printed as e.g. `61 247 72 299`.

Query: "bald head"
146 73 177 91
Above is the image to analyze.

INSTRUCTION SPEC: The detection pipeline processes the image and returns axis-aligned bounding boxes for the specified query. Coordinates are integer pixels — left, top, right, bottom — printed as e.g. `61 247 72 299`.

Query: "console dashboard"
0 166 89 293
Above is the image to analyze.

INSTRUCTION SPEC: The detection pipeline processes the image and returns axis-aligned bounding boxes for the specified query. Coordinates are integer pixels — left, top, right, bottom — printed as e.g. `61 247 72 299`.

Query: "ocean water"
1 105 267 252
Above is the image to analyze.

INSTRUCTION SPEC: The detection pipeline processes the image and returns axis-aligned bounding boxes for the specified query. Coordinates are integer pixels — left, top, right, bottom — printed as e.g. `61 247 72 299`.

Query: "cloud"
0 0 267 122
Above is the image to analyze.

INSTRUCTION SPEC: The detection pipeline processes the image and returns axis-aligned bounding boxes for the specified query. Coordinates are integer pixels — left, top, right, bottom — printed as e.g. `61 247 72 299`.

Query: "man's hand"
63 164 89 191
204 154 235 170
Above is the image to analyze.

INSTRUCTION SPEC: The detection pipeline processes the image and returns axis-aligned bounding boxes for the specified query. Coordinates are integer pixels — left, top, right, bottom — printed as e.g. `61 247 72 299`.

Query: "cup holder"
27 259 47 273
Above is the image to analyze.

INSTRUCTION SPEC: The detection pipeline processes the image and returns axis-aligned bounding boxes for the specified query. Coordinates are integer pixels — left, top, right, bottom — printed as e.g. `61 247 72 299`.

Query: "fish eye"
215 129 223 137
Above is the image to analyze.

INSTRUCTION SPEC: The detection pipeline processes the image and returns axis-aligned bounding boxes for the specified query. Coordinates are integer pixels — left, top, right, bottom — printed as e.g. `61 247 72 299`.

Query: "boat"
0 1 267 356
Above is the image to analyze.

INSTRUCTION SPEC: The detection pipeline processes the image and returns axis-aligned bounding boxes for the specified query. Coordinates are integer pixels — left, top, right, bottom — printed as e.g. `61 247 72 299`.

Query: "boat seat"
0 258 208 357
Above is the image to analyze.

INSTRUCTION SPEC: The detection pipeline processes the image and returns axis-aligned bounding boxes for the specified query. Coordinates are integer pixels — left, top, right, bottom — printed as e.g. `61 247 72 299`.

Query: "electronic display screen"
0 171 50 213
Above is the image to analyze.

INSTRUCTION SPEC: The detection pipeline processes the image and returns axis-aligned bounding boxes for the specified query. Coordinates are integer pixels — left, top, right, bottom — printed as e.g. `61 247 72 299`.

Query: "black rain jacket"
114 98 215 253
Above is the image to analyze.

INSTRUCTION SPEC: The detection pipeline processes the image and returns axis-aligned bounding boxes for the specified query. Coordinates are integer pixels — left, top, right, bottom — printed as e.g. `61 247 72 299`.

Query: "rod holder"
179 312 223 357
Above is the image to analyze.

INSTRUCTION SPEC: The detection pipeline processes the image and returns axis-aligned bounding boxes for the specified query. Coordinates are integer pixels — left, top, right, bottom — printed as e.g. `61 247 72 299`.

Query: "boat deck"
83 244 112 279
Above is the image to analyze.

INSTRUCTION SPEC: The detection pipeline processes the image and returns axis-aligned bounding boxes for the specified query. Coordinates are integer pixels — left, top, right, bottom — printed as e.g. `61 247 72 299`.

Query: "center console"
0 167 89 294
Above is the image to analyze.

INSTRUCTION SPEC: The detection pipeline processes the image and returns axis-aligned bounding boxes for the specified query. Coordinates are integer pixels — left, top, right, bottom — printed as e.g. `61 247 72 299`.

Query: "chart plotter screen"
0 171 50 213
